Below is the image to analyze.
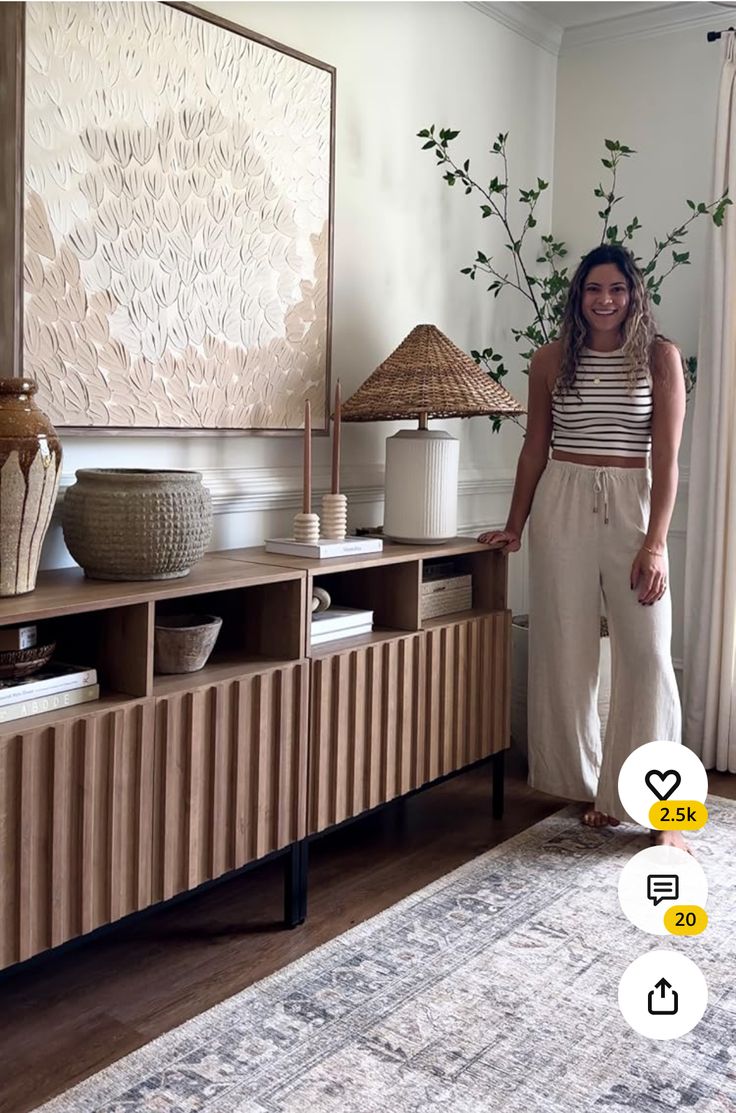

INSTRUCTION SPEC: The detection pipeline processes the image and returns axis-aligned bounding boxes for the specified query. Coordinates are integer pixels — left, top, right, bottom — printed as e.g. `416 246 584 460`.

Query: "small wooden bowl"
0 642 56 679
154 615 222 675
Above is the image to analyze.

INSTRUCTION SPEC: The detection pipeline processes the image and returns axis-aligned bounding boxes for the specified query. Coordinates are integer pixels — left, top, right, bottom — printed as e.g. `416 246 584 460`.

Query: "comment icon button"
647 874 679 907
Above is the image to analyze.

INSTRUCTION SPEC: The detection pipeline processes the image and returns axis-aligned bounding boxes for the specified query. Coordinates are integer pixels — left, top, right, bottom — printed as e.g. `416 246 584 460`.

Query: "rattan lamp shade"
341 324 525 422
341 325 525 544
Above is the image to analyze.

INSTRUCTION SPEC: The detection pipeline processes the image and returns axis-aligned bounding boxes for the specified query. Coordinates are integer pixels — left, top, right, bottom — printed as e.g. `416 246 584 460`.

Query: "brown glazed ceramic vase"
0 379 63 597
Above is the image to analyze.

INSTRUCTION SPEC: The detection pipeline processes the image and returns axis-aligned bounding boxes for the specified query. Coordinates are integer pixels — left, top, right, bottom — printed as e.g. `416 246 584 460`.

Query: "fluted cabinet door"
308 613 510 837
151 662 309 904
309 634 425 834
422 612 510 782
0 702 155 969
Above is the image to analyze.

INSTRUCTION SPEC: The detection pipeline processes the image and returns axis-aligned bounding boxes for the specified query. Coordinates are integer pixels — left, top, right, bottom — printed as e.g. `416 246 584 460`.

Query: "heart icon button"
644 769 682 801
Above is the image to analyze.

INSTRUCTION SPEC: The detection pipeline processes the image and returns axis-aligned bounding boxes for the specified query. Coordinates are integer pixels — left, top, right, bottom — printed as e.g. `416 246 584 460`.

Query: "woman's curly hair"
556 244 668 395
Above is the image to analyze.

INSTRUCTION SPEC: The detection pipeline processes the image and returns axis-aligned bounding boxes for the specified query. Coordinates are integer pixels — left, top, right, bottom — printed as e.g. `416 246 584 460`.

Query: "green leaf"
421 141 434 150
601 159 613 169
712 197 731 226
417 129 430 138
604 139 619 151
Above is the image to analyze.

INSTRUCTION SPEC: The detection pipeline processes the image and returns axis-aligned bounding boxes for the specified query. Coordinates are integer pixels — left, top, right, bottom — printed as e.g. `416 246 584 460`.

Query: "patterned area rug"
36 801 735 1113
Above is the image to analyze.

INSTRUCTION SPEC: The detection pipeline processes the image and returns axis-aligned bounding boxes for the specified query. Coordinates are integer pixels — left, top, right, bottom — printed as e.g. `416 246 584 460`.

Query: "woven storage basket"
62 469 213 581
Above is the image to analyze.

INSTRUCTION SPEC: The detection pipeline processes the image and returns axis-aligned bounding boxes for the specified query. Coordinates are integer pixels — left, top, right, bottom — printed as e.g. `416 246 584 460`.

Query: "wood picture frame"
15 1 335 435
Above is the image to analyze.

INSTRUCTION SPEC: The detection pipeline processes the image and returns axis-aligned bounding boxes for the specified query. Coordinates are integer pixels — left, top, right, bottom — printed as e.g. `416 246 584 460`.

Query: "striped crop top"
551 348 653 458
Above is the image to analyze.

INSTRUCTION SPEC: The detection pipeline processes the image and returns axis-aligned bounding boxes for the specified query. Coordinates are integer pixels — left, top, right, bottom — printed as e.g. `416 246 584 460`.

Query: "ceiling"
524 2 687 30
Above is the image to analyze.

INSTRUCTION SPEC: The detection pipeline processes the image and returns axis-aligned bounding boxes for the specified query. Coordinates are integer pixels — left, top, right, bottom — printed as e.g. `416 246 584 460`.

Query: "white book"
310 623 373 646
265 536 383 559
0 684 100 725
0 663 98 708
311 607 374 634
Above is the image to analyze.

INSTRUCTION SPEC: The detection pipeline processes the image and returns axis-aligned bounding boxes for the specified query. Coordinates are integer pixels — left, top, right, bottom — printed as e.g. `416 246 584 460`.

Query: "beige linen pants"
527 459 681 821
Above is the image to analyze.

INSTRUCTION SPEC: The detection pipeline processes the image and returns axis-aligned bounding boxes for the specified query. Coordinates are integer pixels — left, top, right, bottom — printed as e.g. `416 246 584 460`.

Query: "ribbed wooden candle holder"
293 512 320 543
321 493 347 540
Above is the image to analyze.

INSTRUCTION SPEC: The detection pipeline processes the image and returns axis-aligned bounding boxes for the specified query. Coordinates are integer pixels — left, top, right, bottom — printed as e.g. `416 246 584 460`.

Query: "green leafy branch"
417 126 730 423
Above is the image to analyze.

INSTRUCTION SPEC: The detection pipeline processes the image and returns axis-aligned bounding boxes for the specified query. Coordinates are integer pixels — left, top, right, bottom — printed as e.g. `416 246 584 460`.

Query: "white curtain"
684 32 736 771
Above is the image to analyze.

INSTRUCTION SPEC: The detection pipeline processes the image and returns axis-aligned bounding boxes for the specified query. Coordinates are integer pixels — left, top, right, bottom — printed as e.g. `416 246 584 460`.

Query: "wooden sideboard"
0 539 509 972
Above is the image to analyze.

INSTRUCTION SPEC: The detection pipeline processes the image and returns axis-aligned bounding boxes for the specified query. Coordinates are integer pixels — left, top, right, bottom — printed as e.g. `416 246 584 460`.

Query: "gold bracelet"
642 544 665 557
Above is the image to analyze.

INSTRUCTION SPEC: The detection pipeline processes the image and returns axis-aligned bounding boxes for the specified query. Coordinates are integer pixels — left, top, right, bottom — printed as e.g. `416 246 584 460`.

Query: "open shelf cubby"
311 559 421 641
420 547 506 624
152 577 304 693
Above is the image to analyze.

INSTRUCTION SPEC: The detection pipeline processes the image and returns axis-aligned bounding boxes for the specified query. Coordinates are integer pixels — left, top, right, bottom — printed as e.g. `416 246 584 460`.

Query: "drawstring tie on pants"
593 468 610 524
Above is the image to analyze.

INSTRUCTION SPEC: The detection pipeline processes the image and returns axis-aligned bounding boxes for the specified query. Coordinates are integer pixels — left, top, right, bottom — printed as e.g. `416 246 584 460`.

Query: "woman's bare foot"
581 805 621 828
654 829 693 855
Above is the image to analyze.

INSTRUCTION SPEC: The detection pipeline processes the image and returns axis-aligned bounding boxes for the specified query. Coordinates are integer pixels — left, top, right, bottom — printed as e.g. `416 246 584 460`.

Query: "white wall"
553 23 723 669
41 1 557 615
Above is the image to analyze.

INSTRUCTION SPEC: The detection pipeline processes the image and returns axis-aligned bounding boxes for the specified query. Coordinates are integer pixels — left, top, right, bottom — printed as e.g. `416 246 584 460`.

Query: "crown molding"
468 2 726 55
466 2 563 57
561 3 727 51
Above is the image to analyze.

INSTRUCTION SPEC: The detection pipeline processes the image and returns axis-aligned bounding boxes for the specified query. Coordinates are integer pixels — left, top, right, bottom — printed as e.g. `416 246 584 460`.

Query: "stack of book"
0 663 99 724
310 607 374 647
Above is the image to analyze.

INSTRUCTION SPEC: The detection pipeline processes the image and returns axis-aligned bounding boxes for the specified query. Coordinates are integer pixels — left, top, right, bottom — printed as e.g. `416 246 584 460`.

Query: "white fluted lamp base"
383 429 459 543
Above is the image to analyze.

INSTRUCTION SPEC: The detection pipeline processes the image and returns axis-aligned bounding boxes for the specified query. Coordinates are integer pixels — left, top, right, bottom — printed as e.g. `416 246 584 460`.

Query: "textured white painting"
23 1 333 431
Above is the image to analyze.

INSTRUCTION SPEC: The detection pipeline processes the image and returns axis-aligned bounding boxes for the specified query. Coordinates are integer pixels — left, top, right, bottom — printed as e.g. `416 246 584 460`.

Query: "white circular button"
618 949 708 1039
618 845 708 935
617 740 708 826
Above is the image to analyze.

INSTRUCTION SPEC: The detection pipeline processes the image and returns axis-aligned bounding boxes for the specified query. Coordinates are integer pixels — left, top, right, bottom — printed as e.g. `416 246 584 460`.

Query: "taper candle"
303 399 311 514
331 380 341 495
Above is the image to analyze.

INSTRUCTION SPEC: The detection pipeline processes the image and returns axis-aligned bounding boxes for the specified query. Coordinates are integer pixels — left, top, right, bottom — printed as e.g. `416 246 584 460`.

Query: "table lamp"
341 324 525 543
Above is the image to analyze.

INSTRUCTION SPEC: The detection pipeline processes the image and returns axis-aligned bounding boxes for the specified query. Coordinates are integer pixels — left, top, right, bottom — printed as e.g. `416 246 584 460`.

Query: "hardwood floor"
0 761 733 1113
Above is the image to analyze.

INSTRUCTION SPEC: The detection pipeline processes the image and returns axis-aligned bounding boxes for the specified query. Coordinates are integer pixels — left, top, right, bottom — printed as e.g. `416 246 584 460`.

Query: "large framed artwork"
22 1 335 433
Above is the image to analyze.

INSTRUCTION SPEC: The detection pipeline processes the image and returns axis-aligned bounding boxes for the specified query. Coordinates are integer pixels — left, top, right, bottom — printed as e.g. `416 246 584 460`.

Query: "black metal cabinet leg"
393 795 408 840
284 839 308 928
492 751 505 820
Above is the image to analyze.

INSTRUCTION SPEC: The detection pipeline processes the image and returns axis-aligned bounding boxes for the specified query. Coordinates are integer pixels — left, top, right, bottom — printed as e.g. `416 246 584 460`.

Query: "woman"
479 244 687 848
